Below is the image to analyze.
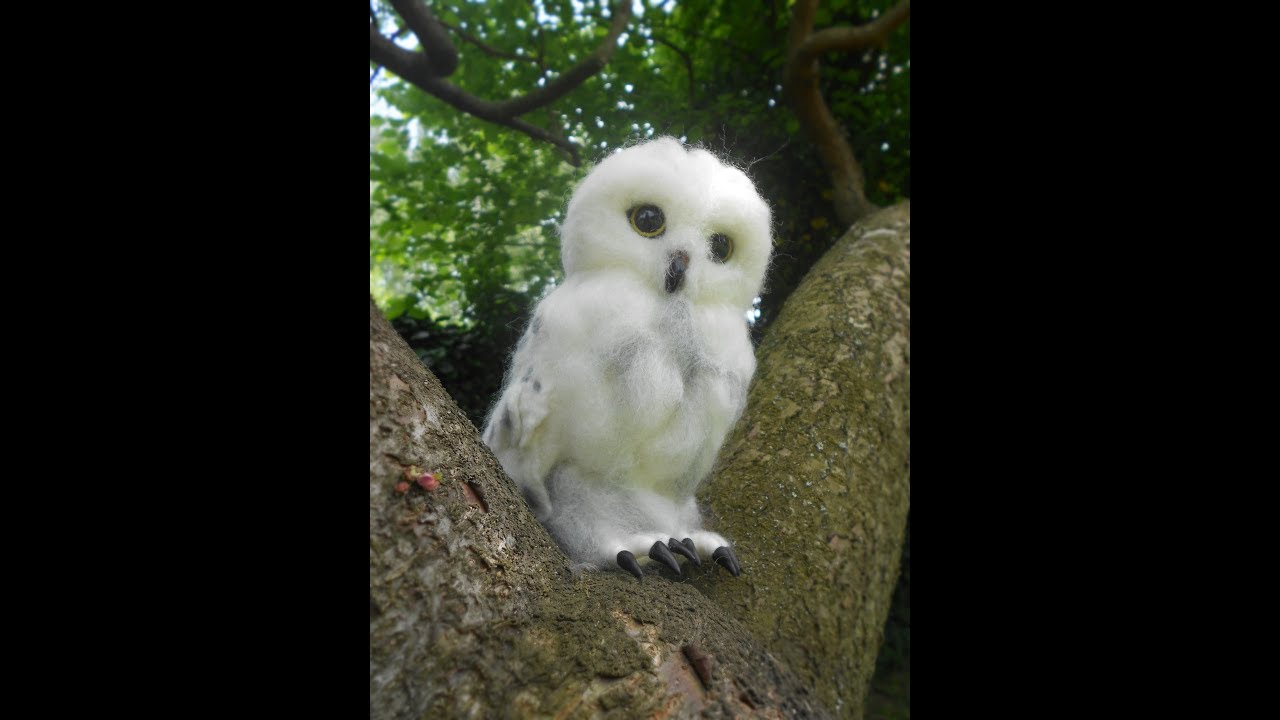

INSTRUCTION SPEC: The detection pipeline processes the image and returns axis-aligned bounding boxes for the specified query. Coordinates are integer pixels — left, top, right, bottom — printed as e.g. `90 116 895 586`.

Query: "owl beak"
665 250 689 294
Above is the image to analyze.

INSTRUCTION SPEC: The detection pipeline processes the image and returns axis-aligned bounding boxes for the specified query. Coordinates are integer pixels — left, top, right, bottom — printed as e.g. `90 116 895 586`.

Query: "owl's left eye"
709 233 733 263
628 204 665 237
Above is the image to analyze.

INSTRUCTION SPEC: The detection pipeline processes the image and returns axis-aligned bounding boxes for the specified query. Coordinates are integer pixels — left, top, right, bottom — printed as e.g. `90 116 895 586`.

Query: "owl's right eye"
628 204 666 237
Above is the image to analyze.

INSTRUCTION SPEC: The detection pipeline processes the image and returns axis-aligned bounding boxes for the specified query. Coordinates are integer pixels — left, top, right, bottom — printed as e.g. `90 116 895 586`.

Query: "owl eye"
628 204 666 237
708 233 733 263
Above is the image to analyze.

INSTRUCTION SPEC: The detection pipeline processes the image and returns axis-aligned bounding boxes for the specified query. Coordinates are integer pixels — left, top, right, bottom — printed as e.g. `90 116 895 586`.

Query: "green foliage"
370 0 910 423
389 296 528 426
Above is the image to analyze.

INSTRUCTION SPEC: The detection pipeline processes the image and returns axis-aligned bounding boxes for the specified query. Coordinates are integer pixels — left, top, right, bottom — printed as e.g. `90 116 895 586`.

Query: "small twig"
652 34 695 106
535 22 546 70
666 24 754 59
439 19 540 64
497 116 582 166
496 2 631 117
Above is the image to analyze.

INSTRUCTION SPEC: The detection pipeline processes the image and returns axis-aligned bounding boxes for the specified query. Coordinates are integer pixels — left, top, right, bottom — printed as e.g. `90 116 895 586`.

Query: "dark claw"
649 541 682 576
668 538 700 567
617 550 643 580
712 546 742 577
682 538 700 565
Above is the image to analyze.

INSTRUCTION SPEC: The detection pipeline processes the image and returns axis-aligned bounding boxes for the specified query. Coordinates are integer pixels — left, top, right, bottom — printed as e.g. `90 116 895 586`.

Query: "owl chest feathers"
530 277 752 495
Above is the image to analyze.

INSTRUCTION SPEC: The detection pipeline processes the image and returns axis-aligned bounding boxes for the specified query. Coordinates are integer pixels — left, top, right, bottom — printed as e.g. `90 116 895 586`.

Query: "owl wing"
484 345 550 454
482 320 557 512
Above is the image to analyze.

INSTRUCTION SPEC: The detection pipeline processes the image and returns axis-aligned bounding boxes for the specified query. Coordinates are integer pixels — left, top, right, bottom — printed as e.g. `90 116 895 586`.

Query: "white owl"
482 137 771 579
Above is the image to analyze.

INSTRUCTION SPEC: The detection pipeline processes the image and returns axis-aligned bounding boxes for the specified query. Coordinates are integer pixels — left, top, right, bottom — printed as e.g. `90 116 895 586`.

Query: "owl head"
559 138 772 309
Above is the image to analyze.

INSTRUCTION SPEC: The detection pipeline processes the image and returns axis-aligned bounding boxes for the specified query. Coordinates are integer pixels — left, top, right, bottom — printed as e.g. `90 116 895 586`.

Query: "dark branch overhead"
370 0 635 166
387 0 458 76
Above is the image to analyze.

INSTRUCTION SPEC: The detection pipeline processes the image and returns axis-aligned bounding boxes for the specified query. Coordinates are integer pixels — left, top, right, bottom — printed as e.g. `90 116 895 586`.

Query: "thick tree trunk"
369 202 910 719
695 202 911 717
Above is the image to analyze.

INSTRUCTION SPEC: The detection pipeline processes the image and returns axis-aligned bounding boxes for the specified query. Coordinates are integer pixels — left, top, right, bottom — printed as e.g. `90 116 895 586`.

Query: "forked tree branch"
388 0 458 76
370 0 634 166
784 0 910 226
497 5 631 117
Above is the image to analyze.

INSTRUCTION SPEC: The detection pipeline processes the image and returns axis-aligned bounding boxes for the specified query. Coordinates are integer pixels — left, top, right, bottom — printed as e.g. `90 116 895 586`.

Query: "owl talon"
712 546 742 577
649 541 682 576
617 550 644 580
668 538 700 567
682 538 701 564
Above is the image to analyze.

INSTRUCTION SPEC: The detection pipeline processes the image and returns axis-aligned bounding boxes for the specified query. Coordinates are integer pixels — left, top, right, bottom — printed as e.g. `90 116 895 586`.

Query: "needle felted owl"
482 137 771 579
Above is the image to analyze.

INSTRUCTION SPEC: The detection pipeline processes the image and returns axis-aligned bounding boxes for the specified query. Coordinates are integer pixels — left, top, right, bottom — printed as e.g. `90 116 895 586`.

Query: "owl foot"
613 534 741 579
616 541 683 580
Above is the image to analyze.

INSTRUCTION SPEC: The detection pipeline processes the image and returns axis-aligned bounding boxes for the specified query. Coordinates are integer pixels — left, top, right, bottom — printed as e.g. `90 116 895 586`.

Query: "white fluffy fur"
482 137 771 569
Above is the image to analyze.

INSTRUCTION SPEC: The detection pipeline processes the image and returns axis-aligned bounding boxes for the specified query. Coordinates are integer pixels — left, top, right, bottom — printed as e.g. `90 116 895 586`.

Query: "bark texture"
370 299 827 719
694 202 911 717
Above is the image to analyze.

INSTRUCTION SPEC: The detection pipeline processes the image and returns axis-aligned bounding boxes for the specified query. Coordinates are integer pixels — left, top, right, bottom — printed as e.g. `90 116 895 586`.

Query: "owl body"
483 138 770 576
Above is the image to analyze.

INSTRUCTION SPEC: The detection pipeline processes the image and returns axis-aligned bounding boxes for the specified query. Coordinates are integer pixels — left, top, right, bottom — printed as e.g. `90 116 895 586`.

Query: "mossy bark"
694 202 911 718
369 201 909 719
370 298 826 719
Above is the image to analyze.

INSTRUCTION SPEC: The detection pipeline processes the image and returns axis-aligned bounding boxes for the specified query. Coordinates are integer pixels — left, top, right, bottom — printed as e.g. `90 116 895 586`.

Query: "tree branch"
497 3 631 117
666 24 755 60
784 0 910 227
370 1 633 166
794 0 912 67
493 116 583 165
370 25 580 164
439 19 540 64
387 0 458 76
698 204 911 716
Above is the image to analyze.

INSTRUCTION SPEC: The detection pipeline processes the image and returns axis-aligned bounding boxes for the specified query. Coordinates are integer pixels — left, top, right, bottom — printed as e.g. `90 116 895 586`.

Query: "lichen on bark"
694 202 911 717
